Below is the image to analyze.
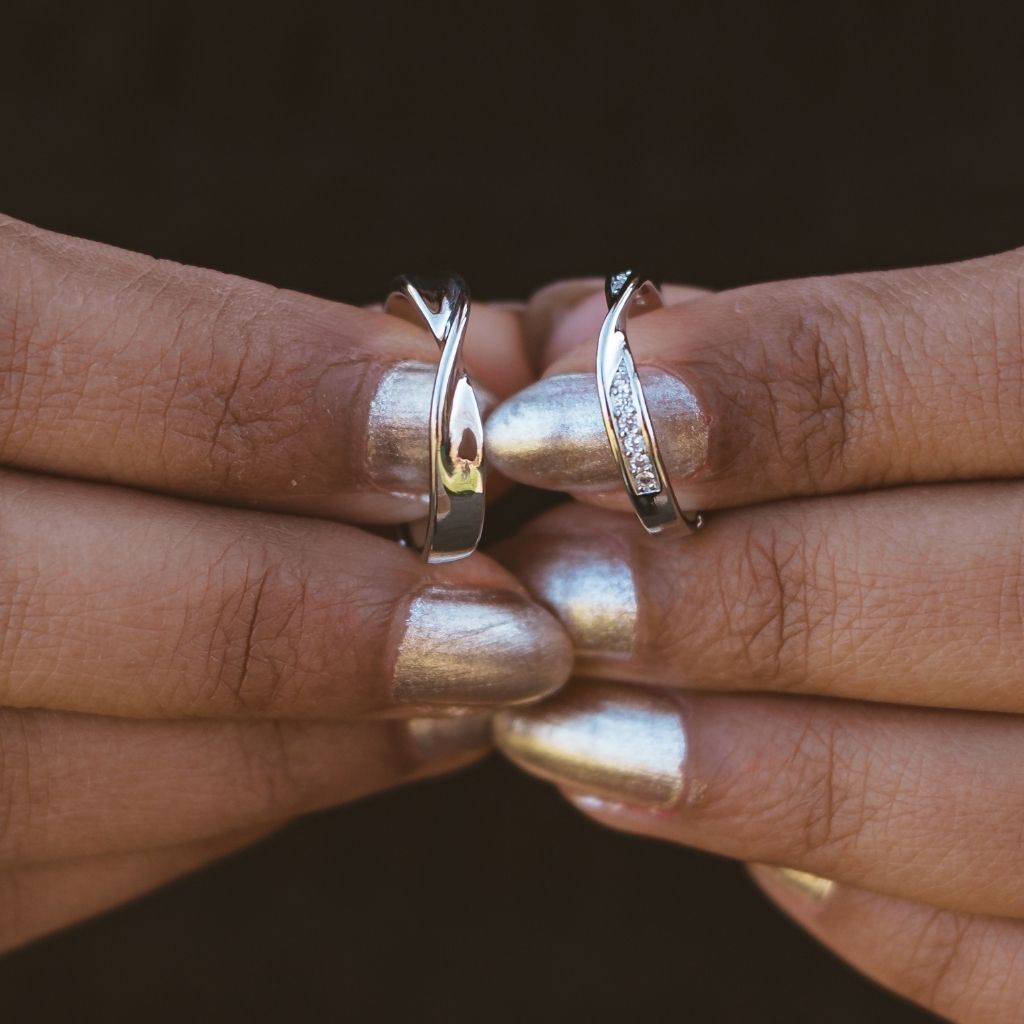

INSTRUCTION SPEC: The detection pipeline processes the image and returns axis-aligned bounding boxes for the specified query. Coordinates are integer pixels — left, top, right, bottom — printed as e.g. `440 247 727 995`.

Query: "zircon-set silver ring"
596 270 705 535
385 274 485 563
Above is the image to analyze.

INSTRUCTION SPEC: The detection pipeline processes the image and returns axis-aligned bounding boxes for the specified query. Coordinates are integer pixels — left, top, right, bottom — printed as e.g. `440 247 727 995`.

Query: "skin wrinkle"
912 910 975 1014
0 471 468 720
0 711 487 871
502 488 1024 709
1 219 452 515
199 549 315 718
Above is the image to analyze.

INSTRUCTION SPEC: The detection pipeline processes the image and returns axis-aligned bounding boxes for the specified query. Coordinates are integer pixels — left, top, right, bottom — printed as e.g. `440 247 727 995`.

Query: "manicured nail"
487 372 708 493
756 865 837 903
493 683 687 808
406 716 493 763
367 361 495 502
392 587 573 707
511 537 637 660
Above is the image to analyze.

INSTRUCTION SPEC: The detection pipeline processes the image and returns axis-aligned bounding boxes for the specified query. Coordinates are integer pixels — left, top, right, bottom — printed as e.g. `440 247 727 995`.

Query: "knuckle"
171 284 371 495
228 720 310 819
653 516 843 691
898 910 983 1016
762 287 865 487
722 279 886 491
769 713 903 869
725 522 819 684
191 543 311 717
783 718 867 859
187 294 306 487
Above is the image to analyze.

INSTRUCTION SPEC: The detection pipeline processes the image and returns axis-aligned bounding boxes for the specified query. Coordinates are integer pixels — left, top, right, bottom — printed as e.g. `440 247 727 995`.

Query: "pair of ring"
385 270 704 564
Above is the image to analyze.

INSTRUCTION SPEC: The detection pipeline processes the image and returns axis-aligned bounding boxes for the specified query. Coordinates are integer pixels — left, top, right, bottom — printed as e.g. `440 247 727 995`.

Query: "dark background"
2 1 1020 1020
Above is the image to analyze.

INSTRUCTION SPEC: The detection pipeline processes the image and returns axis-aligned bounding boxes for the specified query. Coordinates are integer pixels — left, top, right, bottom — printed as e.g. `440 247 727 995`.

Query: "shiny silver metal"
596 270 704 534
385 274 485 563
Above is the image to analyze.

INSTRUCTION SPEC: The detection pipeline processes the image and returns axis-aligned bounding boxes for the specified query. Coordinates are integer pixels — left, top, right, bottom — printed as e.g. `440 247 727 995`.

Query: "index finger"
0 215 532 524
489 253 1024 512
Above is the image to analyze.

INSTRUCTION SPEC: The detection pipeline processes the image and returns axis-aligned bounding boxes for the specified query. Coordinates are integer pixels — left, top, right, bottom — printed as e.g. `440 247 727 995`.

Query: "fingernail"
392 587 573 707
511 537 637 660
367 362 495 502
755 865 837 903
493 683 687 808
487 372 708 493
405 715 493 762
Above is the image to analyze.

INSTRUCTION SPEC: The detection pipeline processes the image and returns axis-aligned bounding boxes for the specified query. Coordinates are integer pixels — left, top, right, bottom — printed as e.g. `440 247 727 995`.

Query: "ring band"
385 274 485 563
596 270 704 535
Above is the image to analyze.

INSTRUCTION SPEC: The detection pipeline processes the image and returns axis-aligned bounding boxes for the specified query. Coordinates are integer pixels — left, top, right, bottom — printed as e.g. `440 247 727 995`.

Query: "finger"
488 250 1024 512
496 683 1024 918
0 707 490 867
523 278 710 368
497 485 1024 712
750 867 1024 1023
0 469 571 718
0 826 279 955
0 215 531 524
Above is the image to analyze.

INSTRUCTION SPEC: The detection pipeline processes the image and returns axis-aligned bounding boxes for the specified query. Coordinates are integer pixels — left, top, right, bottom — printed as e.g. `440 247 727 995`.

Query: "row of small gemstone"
609 364 660 494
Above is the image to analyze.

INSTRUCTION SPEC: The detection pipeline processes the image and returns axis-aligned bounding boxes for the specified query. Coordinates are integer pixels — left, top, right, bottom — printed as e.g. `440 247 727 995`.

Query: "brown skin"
0 216 532 517
0 216 568 953
493 257 1024 1023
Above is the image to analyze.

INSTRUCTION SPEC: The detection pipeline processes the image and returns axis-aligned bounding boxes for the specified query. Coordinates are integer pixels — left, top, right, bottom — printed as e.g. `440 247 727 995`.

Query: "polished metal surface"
596 270 704 534
385 274 485 562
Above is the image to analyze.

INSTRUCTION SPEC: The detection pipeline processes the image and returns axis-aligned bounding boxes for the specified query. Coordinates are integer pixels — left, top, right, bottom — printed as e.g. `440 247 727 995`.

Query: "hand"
491 256 1024 1022
0 216 571 952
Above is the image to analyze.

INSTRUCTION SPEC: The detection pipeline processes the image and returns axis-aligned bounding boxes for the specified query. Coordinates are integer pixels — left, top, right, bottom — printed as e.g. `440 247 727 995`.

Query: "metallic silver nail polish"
392 587 573 707
367 361 495 502
517 540 637 659
494 683 687 807
487 372 708 493
365 361 435 500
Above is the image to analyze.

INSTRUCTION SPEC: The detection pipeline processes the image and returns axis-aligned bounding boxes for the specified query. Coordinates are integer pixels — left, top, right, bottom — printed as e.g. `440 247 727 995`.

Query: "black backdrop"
3 2 1021 1020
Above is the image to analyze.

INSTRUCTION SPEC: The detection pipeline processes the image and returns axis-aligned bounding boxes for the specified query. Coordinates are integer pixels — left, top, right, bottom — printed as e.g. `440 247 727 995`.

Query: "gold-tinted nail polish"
392 587 573 707
367 361 495 501
757 865 837 903
494 683 687 807
515 539 637 659
487 371 708 493
406 716 493 762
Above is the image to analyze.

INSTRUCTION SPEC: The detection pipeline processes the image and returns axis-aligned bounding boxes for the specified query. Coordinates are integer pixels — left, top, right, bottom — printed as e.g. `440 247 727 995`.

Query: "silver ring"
596 270 704 535
385 274 485 563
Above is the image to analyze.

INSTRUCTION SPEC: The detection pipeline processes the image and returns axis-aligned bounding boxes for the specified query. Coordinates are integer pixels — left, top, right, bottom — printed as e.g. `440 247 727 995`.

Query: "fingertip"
522 279 602 365
464 303 535 398
525 281 712 373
